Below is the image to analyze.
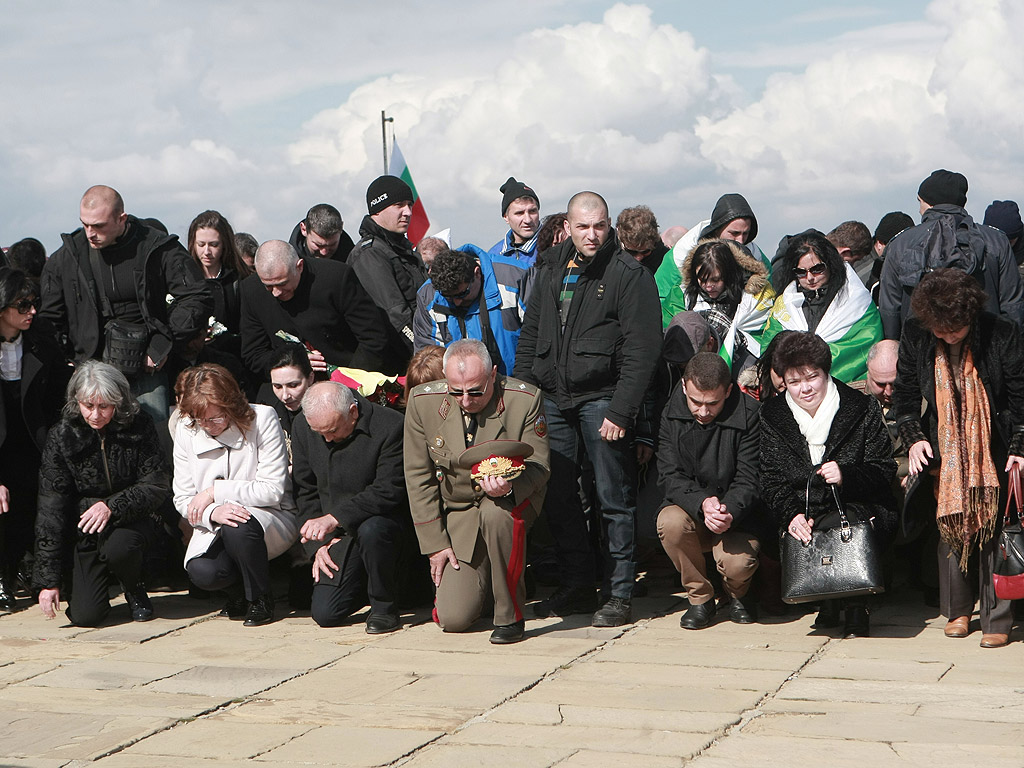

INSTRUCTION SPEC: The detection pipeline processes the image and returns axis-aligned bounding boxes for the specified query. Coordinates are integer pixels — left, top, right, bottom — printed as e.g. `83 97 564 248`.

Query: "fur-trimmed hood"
681 238 770 297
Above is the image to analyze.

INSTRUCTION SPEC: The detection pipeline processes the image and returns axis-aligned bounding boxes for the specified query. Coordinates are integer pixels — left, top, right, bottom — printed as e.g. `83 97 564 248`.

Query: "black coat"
33 411 171 590
0 324 68 460
39 217 212 365
290 396 408 540
239 257 390 380
513 231 662 429
657 383 766 536
878 205 1024 339
893 312 1024 464
759 380 896 537
289 221 355 264
351 215 426 354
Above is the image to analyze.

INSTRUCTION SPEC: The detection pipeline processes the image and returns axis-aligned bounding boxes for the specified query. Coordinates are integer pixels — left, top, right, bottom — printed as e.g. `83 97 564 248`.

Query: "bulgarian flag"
389 139 430 246
759 262 882 383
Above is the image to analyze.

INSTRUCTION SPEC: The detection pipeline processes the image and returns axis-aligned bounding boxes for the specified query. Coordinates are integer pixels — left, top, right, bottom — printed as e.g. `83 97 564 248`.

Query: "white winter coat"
173 404 298 564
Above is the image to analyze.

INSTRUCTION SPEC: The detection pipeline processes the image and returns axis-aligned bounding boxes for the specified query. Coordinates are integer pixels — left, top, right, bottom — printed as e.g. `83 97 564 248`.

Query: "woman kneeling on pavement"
759 331 897 637
894 269 1024 648
174 364 298 626
35 361 169 626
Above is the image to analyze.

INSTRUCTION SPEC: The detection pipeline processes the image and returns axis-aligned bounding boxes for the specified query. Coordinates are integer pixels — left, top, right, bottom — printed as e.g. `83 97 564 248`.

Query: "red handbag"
993 465 1024 600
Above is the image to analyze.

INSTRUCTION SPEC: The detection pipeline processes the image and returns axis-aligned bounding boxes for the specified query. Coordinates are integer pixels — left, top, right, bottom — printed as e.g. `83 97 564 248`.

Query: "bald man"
239 240 392 381
514 191 661 627
40 185 211 423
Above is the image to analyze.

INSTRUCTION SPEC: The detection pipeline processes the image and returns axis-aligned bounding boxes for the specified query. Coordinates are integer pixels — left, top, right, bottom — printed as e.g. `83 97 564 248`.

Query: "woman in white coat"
173 364 298 626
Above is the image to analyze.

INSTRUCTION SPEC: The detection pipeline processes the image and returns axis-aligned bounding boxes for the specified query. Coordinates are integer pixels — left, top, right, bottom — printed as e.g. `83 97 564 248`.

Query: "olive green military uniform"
404 376 550 630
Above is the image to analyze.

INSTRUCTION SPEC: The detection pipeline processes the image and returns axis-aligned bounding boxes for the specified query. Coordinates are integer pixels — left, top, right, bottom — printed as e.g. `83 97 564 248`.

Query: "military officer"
404 339 549 644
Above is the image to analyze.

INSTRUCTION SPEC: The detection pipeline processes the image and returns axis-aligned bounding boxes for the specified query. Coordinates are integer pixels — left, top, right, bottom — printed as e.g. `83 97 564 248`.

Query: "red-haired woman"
173 364 298 626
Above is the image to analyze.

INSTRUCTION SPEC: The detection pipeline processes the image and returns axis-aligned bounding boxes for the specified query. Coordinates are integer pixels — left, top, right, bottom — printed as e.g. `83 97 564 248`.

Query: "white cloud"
1 0 1022 257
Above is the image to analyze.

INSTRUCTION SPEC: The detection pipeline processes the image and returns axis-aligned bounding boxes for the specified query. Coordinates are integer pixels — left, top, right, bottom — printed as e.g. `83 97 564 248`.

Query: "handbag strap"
805 470 851 540
1004 464 1022 525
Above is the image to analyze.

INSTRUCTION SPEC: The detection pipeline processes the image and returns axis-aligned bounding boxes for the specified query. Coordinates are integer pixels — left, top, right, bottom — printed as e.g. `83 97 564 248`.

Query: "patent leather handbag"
781 473 885 604
993 465 1024 600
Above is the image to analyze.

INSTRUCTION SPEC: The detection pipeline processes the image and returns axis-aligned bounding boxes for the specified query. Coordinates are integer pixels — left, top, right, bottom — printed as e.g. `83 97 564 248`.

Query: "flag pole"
381 111 394 174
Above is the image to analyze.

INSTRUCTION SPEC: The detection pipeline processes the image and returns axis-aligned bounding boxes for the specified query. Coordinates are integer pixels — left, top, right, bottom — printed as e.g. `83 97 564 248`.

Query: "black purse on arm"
781 472 885 604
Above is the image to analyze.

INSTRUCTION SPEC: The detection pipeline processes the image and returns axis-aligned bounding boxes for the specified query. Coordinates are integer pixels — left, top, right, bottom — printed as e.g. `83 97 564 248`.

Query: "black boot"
243 594 275 626
813 599 841 629
0 573 15 612
843 605 870 638
124 583 154 622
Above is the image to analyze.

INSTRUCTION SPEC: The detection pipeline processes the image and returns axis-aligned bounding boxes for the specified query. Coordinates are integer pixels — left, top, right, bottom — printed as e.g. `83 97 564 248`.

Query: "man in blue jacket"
413 245 521 374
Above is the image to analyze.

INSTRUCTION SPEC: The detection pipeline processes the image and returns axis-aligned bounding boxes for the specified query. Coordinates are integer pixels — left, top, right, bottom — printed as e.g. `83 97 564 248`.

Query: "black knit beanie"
984 201 1024 240
500 177 539 215
367 176 413 215
873 211 915 244
917 169 968 207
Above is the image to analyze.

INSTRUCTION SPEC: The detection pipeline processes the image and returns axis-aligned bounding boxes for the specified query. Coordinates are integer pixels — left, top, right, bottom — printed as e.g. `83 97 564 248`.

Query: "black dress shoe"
592 596 632 627
729 596 758 624
679 600 716 630
243 595 275 626
532 585 598 618
366 612 401 634
219 596 248 619
813 599 841 628
124 584 154 622
843 606 870 638
0 576 16 612
490 620 525 644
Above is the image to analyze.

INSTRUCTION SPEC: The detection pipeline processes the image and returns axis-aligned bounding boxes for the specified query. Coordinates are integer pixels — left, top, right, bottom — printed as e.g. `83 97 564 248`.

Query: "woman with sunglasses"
173 363 298 626
0 268 67 610
761 231 882 382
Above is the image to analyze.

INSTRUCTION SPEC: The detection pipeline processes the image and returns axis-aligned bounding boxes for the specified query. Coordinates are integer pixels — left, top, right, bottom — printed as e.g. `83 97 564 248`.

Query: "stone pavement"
1 582 1022 768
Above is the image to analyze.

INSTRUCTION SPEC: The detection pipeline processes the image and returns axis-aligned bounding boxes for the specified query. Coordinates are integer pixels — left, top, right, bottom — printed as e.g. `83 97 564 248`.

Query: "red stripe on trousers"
505 501 528 623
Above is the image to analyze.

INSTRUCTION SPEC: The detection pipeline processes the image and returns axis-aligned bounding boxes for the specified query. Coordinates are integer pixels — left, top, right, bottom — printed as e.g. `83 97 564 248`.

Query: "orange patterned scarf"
934 342 1000 571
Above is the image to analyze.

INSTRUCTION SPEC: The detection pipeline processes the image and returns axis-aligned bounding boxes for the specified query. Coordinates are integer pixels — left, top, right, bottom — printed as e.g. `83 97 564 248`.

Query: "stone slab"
216 697 475 731
260 665 420 704
262 724 445 765
561 659 790 690
24 658 188 690
446 721 709 758
486 701 739 733
800 656 952 682
595 641 813 670
0 709 173 762
555 750 685 768
120 720 309 759
0 684 223 718
385 673 540 710
398 744 571 767
516 679 765 713
144 664 300 698
741 709 1023 746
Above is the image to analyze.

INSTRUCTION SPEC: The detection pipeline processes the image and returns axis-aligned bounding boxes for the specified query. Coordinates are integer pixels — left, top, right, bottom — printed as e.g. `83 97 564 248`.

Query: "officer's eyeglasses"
197 415 228 427
793 263 827 279
448 388 486 398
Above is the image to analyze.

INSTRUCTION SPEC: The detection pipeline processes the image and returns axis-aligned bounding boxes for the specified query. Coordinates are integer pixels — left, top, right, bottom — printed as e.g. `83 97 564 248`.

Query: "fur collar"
681 238 769 297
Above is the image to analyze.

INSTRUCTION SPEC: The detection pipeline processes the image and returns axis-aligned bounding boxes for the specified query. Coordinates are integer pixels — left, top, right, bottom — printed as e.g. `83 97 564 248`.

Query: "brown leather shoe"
944 616 970 638
980 633 1009 648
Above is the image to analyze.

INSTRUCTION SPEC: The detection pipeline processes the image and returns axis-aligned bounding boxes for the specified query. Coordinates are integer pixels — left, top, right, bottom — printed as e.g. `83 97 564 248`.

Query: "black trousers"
939 530 1012 634
311 515 406 627
186 516 270 602
66 518 155 628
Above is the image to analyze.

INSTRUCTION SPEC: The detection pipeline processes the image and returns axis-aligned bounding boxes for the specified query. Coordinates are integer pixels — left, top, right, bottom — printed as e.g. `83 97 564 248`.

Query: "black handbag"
993 465 1024 600
781 473 885 604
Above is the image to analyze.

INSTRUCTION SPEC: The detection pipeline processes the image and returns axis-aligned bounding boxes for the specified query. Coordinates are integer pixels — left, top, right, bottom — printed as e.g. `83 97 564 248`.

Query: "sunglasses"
448 388 487 398
197 415 227 427
793 263 827 279
442 283 473 301
7 297 39 314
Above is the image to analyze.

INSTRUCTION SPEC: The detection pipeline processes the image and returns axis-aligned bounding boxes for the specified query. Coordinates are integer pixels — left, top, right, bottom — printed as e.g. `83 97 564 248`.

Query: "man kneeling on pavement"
404 339 550 644
657 352 768 629
292 382 413 634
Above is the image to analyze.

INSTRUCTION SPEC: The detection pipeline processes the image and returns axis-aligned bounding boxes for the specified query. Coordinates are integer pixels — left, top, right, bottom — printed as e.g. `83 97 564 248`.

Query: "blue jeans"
543 398 638 599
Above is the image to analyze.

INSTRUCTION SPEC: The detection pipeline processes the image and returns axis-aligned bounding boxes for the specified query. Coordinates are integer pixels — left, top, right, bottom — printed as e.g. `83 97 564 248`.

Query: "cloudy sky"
2 0 1022 256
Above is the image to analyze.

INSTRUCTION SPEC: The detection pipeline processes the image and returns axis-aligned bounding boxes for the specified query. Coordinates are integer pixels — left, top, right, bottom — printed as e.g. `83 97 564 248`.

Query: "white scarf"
785 377 840 464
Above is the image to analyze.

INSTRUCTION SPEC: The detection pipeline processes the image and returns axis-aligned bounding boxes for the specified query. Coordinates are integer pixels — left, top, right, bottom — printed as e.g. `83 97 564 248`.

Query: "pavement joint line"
247 724 320 761
935 663 954 682
677 631 838 761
